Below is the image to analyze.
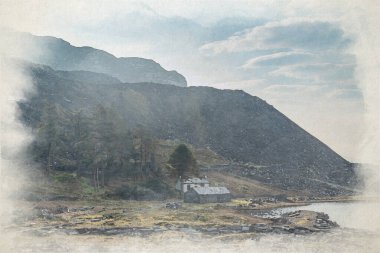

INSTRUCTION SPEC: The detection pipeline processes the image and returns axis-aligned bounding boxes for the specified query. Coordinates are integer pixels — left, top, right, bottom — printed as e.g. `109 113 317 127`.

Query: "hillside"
19 63 357 196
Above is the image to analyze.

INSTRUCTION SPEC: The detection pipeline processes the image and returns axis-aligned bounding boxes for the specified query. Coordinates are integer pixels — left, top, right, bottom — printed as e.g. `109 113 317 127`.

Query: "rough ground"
8 199 339 237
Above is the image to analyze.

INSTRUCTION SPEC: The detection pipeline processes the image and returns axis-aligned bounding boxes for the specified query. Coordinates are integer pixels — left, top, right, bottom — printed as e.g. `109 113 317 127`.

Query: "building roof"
183 178 209 184
191 186 230 195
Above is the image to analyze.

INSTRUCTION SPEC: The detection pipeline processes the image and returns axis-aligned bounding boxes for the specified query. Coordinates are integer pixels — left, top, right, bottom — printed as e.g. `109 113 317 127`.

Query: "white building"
175 177 209 193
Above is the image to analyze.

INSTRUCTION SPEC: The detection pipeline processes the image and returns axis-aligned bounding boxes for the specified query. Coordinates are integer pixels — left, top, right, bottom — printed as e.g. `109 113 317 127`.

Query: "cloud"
199 18 359 118
327 88 363 100
242 51 313 68
270 62 356 83
201 19 352 54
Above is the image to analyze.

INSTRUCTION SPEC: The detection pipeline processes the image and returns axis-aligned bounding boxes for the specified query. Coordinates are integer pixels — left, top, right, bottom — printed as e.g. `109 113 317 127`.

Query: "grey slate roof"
192 186 230 195
183 178 209 184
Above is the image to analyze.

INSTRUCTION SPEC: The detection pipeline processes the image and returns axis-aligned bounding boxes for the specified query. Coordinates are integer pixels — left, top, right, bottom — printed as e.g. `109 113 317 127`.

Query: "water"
272 201 380 231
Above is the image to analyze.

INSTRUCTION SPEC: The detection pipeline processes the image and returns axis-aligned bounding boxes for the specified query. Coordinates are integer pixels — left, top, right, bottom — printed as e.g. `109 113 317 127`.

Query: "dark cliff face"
6 31 187 87
21 65 357 195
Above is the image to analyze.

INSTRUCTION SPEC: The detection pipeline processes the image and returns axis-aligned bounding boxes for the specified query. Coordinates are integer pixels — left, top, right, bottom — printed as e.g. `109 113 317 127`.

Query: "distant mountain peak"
4 31 187 87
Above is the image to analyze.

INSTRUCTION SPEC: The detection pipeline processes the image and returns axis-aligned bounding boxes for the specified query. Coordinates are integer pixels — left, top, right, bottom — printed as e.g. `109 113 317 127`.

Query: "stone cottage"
184 186 231 203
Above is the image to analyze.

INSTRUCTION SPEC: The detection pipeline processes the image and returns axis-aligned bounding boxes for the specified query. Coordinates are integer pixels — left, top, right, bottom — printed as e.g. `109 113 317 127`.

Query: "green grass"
80 177 97 195
53 172 77 183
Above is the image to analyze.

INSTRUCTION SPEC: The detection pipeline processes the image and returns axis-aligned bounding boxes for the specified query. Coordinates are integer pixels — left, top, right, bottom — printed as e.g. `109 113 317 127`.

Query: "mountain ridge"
3 30 187 87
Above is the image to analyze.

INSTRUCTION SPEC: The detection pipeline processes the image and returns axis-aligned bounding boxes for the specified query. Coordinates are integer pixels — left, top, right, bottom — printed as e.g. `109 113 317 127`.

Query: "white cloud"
200 19 351 54
242 51 313 68
270 62 356 83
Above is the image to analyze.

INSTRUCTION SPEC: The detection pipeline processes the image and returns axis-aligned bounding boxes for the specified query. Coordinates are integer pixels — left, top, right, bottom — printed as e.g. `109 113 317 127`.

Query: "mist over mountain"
19 62 357 196
4 31 187 87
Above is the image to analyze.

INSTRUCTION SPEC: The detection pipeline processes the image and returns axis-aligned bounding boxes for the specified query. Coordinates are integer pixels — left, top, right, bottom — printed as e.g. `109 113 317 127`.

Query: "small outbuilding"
184 186 231 203
175 177 209 193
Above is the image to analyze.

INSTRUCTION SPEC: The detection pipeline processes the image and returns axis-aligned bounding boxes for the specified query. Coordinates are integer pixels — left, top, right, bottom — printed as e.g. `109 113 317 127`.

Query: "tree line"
31 102 157 189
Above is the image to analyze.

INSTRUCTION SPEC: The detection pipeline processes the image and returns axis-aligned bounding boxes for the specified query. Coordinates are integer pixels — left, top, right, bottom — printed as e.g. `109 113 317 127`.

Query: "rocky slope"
19 64 357 196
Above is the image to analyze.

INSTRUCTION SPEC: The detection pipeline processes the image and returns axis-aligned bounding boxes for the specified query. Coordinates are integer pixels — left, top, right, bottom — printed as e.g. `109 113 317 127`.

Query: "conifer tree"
168 144 198 178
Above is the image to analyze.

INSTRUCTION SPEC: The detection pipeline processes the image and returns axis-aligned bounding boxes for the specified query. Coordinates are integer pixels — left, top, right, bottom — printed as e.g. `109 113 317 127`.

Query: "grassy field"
15 200 270 231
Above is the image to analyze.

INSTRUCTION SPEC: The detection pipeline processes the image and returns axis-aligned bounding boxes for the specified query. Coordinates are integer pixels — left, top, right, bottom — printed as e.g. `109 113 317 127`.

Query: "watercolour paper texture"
0 1 379 252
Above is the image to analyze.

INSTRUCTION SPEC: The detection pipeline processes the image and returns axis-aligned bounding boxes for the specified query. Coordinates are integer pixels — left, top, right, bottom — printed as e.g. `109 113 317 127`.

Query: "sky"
1 0 377 162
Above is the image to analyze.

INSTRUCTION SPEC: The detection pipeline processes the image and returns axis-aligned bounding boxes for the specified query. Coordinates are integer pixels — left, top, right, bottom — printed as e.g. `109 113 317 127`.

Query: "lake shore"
7 198 348 237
